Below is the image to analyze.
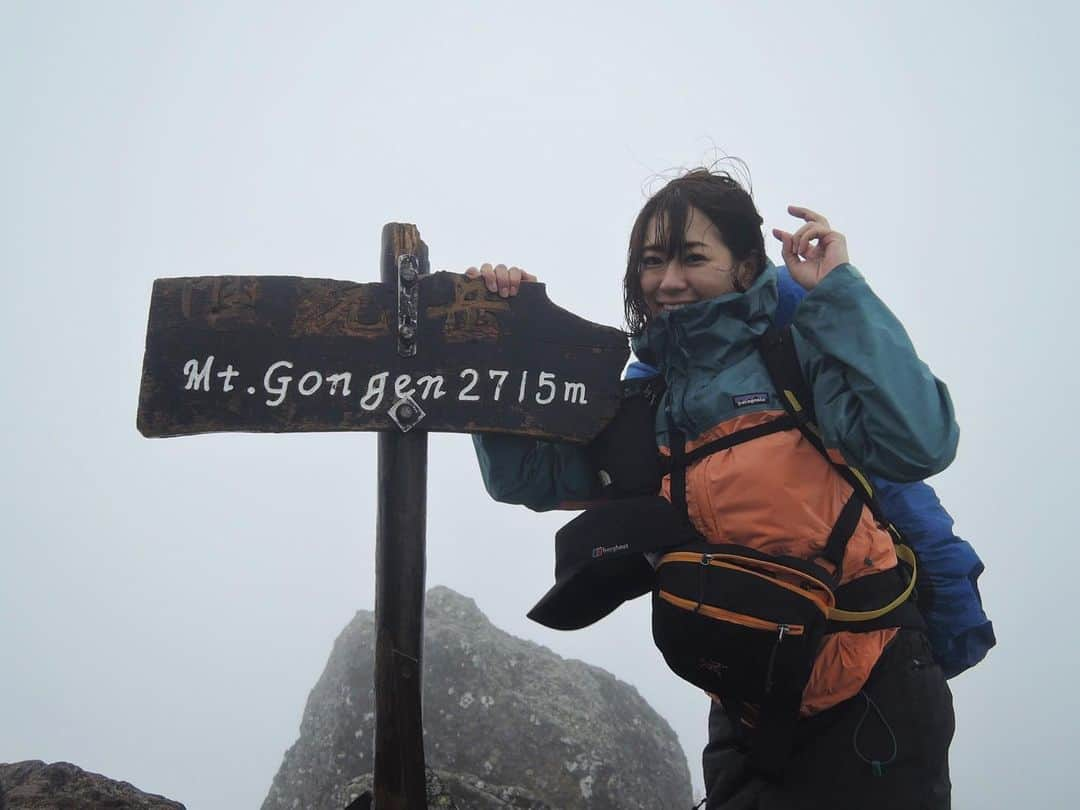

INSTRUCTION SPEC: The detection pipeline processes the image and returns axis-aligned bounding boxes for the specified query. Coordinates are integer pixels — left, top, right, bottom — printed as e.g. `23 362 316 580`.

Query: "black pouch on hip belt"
651 540 838 778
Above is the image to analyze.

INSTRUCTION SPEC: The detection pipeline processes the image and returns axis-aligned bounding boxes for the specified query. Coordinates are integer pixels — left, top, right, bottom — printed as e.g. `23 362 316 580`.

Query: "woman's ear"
733 259 756 293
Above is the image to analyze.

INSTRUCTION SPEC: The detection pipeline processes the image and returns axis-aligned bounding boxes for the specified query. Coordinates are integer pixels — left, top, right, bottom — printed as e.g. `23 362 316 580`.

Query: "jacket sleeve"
872 476 994 677
790 264 959 482
471 433 596 511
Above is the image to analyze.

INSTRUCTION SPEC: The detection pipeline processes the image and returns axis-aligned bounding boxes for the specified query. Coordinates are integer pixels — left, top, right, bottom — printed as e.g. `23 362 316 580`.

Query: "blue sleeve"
772 264 806 328
871 476 995 677
624 360 659 379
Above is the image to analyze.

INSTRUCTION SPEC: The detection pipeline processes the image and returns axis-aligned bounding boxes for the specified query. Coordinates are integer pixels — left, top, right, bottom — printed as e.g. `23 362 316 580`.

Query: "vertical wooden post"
373 223 430 809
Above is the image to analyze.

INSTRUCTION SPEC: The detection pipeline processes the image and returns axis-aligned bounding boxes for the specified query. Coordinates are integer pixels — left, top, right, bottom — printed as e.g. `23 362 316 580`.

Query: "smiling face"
622 169 767 334
638 206 748 317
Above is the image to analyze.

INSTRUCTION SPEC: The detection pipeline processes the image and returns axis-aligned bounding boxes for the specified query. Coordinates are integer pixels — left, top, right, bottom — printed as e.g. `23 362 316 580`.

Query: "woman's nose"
659 260 687 290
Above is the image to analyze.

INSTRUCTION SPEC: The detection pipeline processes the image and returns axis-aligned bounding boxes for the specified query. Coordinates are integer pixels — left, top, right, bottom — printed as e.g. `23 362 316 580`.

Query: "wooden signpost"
137 223 629 809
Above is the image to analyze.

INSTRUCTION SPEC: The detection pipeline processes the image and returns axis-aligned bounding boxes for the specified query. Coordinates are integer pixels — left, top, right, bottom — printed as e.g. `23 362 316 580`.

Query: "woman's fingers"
791 222 832 259
494 264 510 297
772 228 797 265
800 224 832 258
778 209 847 289
465 263 535 296
508 266 525 296
464 263 498 292
787 206 830 257
787 205 829 228
789 223 813 257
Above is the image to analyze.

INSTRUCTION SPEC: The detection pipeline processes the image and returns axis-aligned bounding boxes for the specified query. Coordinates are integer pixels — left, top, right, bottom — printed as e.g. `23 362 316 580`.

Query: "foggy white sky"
2 2 1077 807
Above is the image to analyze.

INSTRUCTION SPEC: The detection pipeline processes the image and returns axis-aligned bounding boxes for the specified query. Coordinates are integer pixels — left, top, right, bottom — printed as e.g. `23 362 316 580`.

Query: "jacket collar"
631 264 779 378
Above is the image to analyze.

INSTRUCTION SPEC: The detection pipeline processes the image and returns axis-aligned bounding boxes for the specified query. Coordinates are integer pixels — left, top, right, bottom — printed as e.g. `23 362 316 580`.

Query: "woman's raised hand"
464 263 537 298
772 206 849 291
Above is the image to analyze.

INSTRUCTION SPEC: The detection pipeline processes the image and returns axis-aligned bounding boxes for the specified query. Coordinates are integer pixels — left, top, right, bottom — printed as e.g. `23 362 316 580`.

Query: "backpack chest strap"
666 414 864 586
665 414 797 520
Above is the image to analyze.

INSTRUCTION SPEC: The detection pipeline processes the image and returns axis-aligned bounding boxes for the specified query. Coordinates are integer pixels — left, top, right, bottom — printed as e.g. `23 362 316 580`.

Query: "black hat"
527 495 700 630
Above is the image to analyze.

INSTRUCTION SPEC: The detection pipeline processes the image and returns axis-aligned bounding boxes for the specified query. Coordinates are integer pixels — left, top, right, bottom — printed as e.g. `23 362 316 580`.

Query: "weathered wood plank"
374 223 429 810
137 272 629 442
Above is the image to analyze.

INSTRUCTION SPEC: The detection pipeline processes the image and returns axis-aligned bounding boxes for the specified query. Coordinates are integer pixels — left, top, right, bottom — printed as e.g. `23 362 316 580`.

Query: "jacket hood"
631 264 779 379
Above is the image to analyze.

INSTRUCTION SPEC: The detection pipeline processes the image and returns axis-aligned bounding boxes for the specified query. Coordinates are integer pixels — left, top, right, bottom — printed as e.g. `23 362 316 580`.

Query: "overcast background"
2 1 1077 808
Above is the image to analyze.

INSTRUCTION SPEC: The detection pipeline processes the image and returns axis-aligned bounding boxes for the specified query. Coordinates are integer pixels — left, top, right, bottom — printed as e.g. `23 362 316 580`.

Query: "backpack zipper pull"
764 624 790 694
695 554 711 613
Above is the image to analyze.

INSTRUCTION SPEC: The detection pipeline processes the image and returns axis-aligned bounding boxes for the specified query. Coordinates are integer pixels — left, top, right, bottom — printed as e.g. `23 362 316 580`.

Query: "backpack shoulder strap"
758 324 890 529
758 324 918 620
759 324 817 426
756 324 915 622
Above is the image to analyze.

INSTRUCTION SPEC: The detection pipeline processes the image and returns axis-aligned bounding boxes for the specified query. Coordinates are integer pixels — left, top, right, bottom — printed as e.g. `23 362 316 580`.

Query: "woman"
468 169 958 809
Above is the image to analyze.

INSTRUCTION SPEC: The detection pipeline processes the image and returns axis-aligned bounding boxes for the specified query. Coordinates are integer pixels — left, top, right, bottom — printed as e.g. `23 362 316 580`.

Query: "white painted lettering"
417 375 446 400
263 361 294 407
536 371 556 405
216 363 239 392
298 370 323 396
326 372 352 396
459 368 480 401
394 374 416 400
226 363 590 409
183 356 215 391
360 371 389 411
488 369 509 401
564 381 588 404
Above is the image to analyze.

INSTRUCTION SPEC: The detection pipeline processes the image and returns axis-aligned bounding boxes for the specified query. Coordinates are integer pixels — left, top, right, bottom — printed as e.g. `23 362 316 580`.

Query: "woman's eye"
640 256 664 270
684 253 707 264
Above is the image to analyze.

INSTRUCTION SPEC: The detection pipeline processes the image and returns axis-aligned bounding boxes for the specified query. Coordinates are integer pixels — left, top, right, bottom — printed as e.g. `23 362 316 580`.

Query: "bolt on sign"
136 223 629 810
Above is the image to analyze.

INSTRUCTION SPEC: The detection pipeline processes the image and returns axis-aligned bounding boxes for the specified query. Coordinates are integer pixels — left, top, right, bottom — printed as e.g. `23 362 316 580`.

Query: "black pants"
702 630 954 810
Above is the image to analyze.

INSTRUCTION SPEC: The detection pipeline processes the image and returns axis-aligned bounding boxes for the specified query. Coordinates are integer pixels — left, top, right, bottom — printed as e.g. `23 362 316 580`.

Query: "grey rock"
264 586 692 809
336 767 550 809
0 760 185 809
336 769 462 809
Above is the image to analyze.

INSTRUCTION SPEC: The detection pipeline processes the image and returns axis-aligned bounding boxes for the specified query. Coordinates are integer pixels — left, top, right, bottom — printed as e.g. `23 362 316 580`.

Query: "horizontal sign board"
137 272 629 443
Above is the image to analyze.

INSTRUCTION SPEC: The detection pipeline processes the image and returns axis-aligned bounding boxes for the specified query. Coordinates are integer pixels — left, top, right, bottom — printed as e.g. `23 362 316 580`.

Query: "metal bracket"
397 253 419 357
388 394 426 433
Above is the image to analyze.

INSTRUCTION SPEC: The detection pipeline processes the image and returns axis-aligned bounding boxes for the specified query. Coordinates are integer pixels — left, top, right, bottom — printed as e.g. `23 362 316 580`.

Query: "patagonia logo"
733 392 770 408
592 543 630 558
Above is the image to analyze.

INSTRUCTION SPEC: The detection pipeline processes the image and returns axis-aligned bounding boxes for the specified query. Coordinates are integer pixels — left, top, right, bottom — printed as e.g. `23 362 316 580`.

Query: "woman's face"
639 205 743 317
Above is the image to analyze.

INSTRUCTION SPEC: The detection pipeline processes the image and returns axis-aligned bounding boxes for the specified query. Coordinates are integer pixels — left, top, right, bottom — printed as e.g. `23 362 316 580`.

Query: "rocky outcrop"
0 760 185 809
335 767 546 809
264 586 692 809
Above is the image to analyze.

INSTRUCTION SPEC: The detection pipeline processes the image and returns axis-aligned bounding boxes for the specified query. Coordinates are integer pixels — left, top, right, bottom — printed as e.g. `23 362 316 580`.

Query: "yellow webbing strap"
783 386 915 623
828 544 918 623
848 467 874 500
787 387 876 499
784 390 824 440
